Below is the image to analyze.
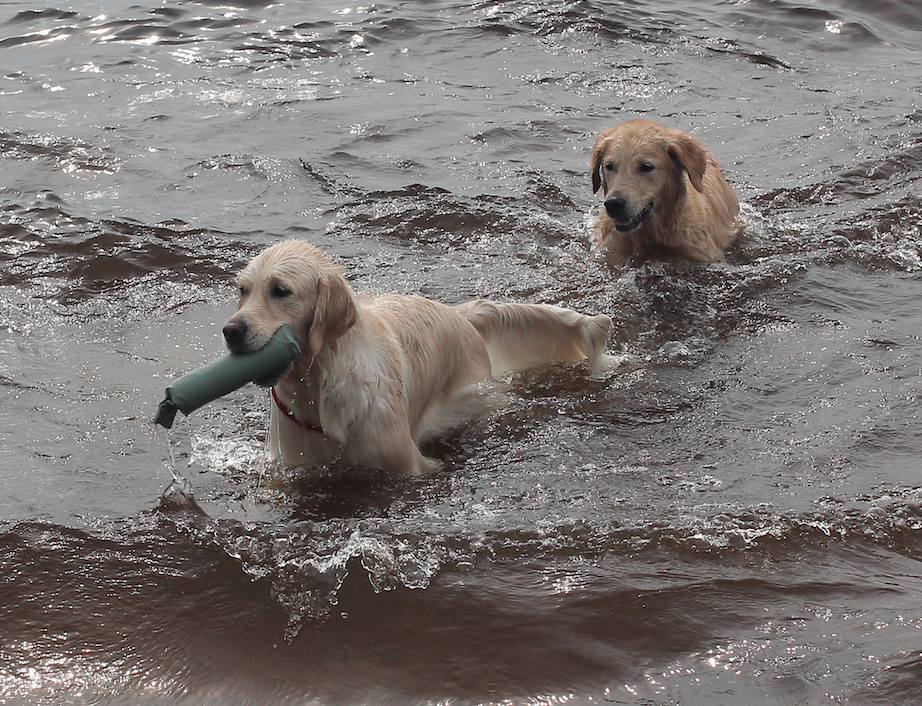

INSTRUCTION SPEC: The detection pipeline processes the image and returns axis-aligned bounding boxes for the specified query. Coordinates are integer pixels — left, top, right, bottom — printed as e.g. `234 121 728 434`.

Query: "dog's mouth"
612 201 655 233
223 330 295 387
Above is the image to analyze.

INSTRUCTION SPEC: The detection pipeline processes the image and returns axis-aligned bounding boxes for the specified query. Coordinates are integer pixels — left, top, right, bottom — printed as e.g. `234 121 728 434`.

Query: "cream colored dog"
590 119 739 263
223 240 613 475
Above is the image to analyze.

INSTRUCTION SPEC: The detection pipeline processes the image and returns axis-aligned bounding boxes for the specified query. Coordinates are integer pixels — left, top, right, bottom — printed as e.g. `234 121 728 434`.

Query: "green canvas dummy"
154 325 301 428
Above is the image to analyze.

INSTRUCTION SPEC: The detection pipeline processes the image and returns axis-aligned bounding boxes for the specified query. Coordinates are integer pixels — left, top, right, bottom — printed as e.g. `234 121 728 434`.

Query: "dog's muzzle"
223 318 291 386
604 197 655 233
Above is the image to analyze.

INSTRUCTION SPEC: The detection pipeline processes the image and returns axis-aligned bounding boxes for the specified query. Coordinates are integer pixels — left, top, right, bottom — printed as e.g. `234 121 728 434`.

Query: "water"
1 0 921 703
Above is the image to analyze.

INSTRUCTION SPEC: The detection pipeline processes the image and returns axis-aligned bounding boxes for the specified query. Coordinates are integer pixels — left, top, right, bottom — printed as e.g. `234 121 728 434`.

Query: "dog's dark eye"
604 162 616 172
271 284 292 299
639 162 656 173
237 285 249 298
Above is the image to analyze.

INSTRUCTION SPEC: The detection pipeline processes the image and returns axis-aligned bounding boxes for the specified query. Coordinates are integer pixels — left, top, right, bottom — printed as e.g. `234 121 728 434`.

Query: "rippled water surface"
2 0 922 704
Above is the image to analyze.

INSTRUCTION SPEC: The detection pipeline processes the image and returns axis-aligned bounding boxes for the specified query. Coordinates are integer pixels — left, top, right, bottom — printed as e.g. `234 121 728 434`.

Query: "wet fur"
590 119 739 264
224 240 613 476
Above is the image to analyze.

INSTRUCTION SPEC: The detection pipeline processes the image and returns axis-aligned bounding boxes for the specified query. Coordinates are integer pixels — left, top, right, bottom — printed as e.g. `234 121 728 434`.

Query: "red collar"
271 387 324 435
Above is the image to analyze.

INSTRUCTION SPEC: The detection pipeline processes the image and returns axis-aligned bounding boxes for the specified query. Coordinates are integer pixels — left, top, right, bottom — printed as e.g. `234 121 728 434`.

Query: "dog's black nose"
222 319 248 349
604 196 628 220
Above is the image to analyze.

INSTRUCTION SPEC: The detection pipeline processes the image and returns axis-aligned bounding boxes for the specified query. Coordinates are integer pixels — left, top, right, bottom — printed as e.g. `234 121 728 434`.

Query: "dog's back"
359 295 495 443
356 296 611 454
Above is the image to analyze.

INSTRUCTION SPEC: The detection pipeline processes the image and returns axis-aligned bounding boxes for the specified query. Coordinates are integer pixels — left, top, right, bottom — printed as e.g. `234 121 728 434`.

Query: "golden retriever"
590 119 739 264
222 240 613 476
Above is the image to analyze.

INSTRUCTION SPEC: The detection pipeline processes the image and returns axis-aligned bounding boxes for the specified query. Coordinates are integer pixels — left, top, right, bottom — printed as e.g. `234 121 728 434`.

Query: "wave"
4 474 921 642
116 447 922 638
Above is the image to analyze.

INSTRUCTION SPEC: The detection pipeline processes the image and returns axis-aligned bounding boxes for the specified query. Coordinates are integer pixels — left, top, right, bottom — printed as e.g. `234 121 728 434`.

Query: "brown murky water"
2 0 922 703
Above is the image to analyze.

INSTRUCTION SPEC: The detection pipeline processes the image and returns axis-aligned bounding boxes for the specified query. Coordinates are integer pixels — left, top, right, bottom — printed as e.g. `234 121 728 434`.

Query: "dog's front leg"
343 418 441 476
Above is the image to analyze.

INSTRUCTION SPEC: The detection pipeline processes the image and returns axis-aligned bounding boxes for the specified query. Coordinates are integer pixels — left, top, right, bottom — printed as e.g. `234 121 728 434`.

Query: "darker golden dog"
590 119 739 264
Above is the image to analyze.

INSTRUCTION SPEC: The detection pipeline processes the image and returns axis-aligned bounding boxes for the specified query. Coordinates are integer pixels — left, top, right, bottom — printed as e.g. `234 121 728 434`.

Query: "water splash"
152 423 204 515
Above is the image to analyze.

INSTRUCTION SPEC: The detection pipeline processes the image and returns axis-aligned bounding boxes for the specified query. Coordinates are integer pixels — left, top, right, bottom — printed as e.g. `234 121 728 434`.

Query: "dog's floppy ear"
668 132 708 193
590 131 612 194
307 269 357 356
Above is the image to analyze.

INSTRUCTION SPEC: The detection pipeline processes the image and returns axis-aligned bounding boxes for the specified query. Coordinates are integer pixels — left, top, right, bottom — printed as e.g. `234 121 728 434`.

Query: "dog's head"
590 119 708 233
223 240 357 385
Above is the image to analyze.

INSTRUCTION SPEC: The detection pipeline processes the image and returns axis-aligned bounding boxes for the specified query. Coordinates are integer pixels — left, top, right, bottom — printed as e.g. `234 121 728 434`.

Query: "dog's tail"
455 300 612 377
